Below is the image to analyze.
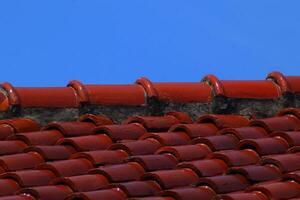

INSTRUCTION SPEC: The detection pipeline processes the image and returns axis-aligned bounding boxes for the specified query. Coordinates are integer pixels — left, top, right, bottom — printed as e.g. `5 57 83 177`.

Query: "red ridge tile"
278 108 300 121
71 150 128 166
197 114 250 129
69 80 146 106
271 131 300 147
203 74 281 99
142 168 199 189
197 174 250 193
0 82 80 108
177 159 228 177
128 154 178 171
136 77 212 103
90 162 145 182
111 180 161 197
94 124 146 141
169 123 218 139
0 196 36 200
0 125 14 140
166 112 193 124
43 122 95 137
268 71 300 93
161 187 216 200
52 174 109 192
156 144 212 161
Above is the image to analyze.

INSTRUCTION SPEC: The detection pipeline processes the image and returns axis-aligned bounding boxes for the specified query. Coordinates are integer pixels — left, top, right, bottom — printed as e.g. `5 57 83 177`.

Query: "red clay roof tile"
0 73 299 200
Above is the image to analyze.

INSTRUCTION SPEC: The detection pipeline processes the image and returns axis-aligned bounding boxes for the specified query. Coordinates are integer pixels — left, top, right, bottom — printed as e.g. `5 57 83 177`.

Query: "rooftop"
0 71 298 200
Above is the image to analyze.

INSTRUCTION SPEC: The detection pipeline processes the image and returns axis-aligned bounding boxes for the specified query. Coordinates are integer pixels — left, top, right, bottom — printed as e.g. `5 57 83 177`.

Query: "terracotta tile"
72 150 128 166
52 174 109 192
129 197 175 200
23 145 75 161
272 131 300 147
203 75 281 99
197 174 249 193
0 82 80 108
0 169 56 187
278 108 300 121
142 168 199 189
69 80 146 105
124 115 181 132
111 180 161 197
284 171 300 183
166 112 193 124
140 132 190 146
18 185 73 200
268 71 300 94
57 134 112 151
211 149 260 166
78 114 114 126
109 139 162 156
193 135 239 151
38 158 93 177
65 188 127 200
0 196 36 200
128 154 177 171
228 165 282 183
43 122 96 137
248 181 300 199
219 127 268 140
216 192 268 200
0 118 40 133
136 77 212 103
94 124 146 141
0 179 21 196
261 153 300 173
0 125 15 140
0 140 27 155
161 186 216 200
156 144 211 161
0 152 44 172
169 123 219 139
239 137 289 155
177 159 228 177
250 116 300 132
10 130 63 146
197 114 250 129
90 162 145 182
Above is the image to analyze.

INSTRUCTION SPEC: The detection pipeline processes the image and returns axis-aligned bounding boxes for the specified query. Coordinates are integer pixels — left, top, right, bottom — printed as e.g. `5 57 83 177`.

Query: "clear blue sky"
0 1 299 86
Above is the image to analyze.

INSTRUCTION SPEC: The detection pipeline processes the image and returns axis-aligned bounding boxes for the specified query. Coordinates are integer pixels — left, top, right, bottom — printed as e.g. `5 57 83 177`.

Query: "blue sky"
0 1 299 86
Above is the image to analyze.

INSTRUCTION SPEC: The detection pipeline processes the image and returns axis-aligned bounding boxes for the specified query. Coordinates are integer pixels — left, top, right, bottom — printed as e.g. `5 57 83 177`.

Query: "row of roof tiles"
0 108 299 199
0 71 299 110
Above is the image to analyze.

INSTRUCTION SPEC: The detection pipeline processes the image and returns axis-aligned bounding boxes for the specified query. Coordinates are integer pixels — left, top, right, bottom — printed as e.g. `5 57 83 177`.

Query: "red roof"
0 71 299 200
